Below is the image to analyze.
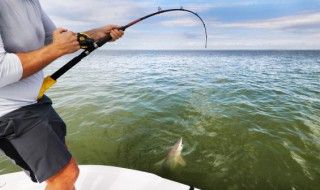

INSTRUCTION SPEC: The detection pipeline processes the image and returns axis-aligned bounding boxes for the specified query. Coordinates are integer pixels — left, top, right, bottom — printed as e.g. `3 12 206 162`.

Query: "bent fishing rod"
37 8 208 99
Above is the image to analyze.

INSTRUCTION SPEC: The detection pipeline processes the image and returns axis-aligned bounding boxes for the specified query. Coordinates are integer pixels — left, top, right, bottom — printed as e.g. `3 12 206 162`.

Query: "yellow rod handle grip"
37 76 56 100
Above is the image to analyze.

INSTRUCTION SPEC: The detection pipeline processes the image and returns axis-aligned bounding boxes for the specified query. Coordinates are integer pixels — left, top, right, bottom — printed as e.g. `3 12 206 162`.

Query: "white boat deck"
0 165 198 190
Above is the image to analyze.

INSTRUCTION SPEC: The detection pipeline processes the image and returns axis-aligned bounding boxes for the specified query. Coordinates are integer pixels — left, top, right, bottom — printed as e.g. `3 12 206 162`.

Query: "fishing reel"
76 33 94 49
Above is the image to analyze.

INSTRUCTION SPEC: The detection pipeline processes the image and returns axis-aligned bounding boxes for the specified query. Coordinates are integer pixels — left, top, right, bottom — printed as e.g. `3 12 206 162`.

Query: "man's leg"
45 158 79 190
0 95 76 186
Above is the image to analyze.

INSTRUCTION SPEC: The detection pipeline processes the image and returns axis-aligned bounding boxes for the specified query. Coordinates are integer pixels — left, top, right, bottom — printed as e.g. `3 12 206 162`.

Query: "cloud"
40 0 153 30
40 0 260 28
213 11 320 32
183 2 258 11
158 17 203 27
151 1 262 13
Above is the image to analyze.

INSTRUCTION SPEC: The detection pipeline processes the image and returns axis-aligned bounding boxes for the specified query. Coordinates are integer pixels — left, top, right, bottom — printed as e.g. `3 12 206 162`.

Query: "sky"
40 0 320 50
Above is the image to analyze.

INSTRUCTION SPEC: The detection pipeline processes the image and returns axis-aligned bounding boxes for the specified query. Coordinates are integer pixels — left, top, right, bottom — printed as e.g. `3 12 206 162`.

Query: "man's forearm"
84 28 106 41
16 28 80 80
17 44 62 79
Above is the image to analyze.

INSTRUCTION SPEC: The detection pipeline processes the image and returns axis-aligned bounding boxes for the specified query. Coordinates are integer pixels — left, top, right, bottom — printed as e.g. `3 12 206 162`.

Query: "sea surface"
1 50 319 190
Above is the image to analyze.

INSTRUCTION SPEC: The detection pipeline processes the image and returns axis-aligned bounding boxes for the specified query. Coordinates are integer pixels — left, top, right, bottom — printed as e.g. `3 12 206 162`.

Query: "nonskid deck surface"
0 165 198 190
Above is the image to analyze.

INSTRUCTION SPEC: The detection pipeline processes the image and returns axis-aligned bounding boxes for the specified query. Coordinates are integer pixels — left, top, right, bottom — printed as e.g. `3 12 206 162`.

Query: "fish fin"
177 156 187 166
155 158 166 166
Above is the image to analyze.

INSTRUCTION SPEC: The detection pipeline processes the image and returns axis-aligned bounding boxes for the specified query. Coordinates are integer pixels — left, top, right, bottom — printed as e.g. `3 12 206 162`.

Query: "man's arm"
17 28 80 79
17 24 123 80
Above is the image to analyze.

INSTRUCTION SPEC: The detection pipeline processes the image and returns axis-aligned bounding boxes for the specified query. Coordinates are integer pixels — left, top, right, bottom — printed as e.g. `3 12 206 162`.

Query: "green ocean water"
1 50 319 189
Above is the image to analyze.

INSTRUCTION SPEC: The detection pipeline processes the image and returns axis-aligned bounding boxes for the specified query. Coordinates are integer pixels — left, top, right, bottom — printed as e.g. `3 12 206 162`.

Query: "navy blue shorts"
0 95 72 183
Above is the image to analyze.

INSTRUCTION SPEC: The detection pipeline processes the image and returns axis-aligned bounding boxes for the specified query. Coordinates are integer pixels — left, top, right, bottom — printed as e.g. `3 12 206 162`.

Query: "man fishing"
0 1 124 189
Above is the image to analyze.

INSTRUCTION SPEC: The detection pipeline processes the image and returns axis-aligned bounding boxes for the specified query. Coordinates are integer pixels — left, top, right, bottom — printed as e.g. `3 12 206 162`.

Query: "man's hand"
52 28 80 56
85 25 125 42
17 28 80 79
102 25 124 42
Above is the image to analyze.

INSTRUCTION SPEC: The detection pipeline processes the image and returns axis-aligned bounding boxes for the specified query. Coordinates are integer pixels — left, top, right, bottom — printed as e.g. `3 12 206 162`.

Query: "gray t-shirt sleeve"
40 5 56 45
0 32 23 88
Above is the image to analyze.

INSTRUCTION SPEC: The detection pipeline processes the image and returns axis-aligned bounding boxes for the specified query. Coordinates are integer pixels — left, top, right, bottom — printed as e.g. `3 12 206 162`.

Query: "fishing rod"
37 7 208 99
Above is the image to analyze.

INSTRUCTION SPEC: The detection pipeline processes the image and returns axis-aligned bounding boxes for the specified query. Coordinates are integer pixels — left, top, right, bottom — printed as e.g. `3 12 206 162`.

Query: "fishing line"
37 7 208 99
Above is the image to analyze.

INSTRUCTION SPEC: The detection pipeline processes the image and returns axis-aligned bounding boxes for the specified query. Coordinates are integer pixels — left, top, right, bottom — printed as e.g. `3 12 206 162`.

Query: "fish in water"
156 137 186 170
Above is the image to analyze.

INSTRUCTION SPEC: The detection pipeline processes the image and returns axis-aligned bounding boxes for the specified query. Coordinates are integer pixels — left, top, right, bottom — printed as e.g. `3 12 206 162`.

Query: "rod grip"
95 35 113 47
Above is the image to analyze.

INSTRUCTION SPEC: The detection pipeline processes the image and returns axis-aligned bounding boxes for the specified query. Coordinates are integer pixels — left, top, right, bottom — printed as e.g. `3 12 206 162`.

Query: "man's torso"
0 0 54 117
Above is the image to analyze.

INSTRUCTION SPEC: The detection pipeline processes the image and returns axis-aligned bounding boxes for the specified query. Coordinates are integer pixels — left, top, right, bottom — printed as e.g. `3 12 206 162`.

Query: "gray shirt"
0 0 56 116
